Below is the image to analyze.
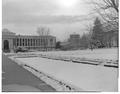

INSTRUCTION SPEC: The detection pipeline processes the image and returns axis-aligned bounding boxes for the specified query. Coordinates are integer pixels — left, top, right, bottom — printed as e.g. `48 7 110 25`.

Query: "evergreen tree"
56 41 61 49
91 17 104 48
80 34 89 49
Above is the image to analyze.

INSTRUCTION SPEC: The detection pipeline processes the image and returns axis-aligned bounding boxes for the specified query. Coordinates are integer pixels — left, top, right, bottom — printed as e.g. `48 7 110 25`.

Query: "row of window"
13 38 53 47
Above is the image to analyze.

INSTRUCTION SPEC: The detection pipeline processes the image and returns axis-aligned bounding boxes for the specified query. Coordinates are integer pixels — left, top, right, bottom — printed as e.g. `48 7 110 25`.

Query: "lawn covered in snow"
29 48 118 60
7 48 118 91
16 57 118 91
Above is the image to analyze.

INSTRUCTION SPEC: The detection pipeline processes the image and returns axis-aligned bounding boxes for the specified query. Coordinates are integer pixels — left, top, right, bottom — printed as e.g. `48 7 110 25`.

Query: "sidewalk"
2 54 55 92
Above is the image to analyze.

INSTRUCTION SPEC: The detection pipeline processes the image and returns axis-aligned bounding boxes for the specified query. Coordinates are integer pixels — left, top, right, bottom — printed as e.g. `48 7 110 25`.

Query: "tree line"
56 16 118 50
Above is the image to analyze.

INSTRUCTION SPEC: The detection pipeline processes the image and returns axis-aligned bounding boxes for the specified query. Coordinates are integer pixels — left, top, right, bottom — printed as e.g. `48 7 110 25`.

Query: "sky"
2 0 95 41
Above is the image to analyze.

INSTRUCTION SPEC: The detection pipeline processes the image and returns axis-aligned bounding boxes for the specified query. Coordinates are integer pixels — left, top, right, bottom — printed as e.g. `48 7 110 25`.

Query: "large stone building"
2 29 56 52
68 34 81 49
61 34 81 50
102 22 118 48
103 31 118 48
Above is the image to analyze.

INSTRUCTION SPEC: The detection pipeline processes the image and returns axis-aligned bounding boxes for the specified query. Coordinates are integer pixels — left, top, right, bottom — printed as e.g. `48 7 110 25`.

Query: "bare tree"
83 23 94 49
89 0 118 21
85 23 93 37
89 0 119 32
92 0 119 12
36 26 50 36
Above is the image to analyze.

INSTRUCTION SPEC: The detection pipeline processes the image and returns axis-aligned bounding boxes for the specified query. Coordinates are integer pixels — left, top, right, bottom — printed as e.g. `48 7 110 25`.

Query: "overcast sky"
2 0 95 41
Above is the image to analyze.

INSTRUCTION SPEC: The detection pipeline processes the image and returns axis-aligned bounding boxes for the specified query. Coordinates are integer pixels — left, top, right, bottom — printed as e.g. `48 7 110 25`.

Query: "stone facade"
69 34 80 49
61 34 81 50
103 31 118 48
2 29 56 52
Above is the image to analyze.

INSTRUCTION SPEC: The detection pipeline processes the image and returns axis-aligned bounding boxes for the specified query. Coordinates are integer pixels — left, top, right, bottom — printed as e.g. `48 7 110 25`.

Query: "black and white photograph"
2 0 119 92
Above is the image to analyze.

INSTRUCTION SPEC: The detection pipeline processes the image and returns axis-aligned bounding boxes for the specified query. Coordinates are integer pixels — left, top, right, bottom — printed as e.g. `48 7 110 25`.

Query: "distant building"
102 22 118 48
103 31 118 47
60 34 81 50
2 29 56 52
68 34 81 49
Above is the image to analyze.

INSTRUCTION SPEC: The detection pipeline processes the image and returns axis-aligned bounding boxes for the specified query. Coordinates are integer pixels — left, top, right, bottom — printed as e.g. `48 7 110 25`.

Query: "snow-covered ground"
14 48 118 67
30 48 118 60
6 48 118 61
6 48 118 91
15 57 118 91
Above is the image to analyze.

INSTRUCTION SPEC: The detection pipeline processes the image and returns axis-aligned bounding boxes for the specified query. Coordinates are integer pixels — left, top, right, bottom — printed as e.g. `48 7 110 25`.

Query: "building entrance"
3 40 10 52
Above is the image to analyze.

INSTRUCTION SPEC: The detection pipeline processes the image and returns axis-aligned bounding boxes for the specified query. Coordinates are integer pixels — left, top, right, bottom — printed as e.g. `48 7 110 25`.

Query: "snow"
29 48 118 60
6 48 118 91
9 57 79 91
23 65 80 91
16 57 118 91
21 48 118 67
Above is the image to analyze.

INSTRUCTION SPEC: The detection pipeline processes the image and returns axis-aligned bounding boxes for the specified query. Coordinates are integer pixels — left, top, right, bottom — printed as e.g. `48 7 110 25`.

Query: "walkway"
2 54 55 92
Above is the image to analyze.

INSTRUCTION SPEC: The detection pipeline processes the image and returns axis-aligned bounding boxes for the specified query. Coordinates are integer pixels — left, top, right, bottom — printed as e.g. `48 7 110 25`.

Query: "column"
16 38 18 47
25 39 26 46
32 39 33 48
35 39 36 47
40 39 41 46
36 39 37 47
28 39 29 47
27 39 28 47
33 39 35 49
31 39 32 47
18 38 20 47
47 39 49 50
20 38 21 46
39 39 41 50
21 38 23 46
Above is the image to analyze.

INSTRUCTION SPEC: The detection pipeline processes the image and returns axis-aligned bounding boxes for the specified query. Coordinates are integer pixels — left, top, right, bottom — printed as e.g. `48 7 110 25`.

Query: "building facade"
103 31 118 48
2 29 56 52
60 34 81 50
68 34 81 49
